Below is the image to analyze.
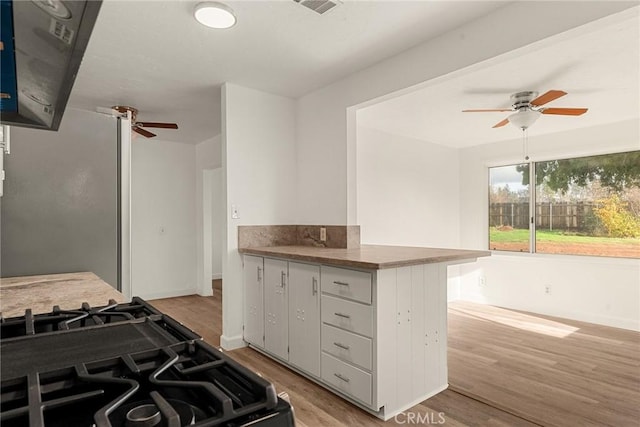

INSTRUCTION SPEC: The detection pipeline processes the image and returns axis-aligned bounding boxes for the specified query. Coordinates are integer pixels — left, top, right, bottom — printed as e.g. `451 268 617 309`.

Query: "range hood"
0 0 101 131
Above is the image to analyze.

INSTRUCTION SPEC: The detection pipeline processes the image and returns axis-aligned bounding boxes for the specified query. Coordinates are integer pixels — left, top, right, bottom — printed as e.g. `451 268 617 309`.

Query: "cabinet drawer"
321 266 371 304
321 352 372 406
322 324 372 371
321 295 373 337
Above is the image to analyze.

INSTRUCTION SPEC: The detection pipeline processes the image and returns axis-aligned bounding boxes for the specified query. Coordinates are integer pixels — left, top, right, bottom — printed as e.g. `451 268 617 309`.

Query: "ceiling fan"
463 90 588 130
98 106 178 138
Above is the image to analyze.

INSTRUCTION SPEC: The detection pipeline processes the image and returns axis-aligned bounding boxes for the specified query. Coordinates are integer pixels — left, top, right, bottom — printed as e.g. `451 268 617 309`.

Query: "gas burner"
109 396 206 427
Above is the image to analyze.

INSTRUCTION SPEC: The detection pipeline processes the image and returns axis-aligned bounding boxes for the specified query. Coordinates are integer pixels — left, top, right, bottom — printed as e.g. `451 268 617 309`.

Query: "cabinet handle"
334 373 350 383
333 342 350 350
333 281 349 286
257 266 262 282
334 312 350 319
281 271 286 287
312 277 318 296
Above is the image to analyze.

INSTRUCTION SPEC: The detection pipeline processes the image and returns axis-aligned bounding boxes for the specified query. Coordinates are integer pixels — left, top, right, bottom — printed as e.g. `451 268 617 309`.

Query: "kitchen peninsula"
239 240 490 420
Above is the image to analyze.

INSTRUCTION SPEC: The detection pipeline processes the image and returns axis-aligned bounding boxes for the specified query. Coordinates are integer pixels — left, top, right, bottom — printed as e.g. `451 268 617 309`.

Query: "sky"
490 164 527 192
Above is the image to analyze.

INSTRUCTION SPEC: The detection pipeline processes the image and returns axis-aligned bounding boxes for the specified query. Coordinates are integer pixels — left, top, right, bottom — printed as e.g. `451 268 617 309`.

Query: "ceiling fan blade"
530 90 567 106
541 107 588 116
492 118 510 128
462 109 513 112
136 122 178 129
132 126 156 138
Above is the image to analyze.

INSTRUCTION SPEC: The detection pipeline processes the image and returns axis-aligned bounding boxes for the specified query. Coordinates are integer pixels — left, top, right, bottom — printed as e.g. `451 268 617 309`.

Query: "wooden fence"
490 202 596 231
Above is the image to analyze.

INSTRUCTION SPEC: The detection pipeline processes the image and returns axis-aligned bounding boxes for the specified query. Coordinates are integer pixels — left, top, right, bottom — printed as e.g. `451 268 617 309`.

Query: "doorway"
202 168 223 295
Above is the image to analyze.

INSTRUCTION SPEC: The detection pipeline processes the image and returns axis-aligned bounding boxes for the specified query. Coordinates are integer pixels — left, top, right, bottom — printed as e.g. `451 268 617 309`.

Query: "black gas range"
0 297 295 427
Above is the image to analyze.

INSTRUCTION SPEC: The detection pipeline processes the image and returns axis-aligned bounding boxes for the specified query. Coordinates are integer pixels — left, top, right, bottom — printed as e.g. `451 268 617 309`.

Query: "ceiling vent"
293 0 341 15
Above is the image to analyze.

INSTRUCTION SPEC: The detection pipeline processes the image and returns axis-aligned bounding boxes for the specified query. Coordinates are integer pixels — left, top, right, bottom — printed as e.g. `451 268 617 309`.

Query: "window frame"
487 150 640 259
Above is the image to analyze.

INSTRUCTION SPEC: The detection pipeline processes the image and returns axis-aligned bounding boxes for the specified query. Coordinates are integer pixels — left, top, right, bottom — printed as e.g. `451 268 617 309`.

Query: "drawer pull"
333 342 350 350
281 271 286 287
334 312 351 319
333 281 349 286
257 266 262 282
312 277 318 296
334 373 350 383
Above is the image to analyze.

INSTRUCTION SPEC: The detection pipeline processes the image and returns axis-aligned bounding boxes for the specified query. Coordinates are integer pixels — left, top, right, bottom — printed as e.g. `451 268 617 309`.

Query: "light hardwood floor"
448 301 640 427
150 282 640 427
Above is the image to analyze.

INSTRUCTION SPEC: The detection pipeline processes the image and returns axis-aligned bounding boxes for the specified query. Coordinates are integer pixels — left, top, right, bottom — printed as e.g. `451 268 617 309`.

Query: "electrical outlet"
320 227 327 242
545 285 551 295
478 276 486 287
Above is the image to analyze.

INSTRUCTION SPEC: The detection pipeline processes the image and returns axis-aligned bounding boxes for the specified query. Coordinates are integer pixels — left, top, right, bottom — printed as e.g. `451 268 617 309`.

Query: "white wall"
132 138 197 299
357 126 460 248
222 83 297 349
296 2 637 225
458 119 640 331
356 125 462 300
196 135 222 295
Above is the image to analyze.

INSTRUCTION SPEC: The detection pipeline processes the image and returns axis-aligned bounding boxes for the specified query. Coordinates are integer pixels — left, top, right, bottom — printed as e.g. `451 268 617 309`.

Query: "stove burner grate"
0 298 163 340
0 298 294 427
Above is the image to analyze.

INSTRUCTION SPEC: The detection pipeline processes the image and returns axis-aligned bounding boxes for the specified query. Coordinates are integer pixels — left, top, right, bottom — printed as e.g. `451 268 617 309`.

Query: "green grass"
489 228 640 245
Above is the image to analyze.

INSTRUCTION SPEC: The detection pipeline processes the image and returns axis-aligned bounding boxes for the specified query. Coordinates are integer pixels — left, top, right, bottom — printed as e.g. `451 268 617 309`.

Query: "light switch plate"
231 204 240 219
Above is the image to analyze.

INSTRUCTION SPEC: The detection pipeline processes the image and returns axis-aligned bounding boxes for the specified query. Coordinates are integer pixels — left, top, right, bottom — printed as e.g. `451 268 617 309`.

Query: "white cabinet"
322 353 372 406
320 265 374 406
321 323 372 370
288 262 320 377
242 255 450 421
243 255 264 348
321 266 371 304
264 258 288 360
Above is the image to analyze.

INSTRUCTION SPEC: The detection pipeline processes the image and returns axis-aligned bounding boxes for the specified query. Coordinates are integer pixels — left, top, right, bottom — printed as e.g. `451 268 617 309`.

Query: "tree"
516 151 640 192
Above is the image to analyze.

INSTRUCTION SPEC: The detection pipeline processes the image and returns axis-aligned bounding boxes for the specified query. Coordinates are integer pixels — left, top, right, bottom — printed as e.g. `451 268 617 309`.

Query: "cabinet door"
264 258 289 360
288 262 320 377
243 256 264 348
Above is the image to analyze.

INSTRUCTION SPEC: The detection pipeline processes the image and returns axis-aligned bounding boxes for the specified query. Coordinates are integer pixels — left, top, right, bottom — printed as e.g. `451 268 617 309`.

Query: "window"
489 164 530 252
489 151 640 259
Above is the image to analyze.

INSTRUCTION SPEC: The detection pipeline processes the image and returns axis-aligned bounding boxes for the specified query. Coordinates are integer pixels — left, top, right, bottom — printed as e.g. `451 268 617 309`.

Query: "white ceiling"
357 11 640 148
67 0 508 144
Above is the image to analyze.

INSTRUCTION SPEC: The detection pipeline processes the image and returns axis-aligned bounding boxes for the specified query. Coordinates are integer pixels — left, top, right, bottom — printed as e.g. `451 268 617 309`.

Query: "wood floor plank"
149 284 639 426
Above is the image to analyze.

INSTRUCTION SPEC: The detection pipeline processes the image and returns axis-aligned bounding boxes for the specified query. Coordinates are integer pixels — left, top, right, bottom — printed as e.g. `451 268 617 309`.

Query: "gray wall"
1 108 118 287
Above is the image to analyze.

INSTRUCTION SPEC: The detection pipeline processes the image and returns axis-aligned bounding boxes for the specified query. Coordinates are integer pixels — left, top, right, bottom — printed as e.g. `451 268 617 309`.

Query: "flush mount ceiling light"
194 2 236 29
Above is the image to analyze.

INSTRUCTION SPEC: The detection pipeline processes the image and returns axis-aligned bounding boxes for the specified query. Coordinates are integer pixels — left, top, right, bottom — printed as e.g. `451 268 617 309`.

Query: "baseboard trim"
220 334 246 350
138 288 197 301
198 288 214 297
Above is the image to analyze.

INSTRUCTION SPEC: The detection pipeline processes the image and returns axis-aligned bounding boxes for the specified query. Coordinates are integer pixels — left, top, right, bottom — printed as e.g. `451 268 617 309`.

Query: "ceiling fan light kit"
508 109 541 130
194 2 237 29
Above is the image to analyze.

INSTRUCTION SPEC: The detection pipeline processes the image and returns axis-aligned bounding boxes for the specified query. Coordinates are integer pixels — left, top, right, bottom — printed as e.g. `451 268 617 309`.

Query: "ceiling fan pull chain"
522 129 530 161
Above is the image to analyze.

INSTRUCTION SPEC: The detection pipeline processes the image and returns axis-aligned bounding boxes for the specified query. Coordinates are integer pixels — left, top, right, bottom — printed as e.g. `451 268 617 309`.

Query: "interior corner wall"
196 135 222 296
295 2 637 226
222 83 297 349
458 119 640 331
356 126 460 248
131 138 197 300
